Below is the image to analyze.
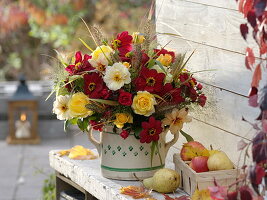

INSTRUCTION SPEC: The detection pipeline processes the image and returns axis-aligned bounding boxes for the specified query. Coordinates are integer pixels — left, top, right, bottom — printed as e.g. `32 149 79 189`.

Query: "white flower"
89 45 114 68
103 63 131 91
151 65 173 83
53 95 72 120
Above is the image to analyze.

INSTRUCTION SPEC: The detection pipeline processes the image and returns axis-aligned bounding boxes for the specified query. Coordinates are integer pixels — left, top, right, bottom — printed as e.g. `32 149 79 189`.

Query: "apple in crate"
180 141 207 161
189 156 209 173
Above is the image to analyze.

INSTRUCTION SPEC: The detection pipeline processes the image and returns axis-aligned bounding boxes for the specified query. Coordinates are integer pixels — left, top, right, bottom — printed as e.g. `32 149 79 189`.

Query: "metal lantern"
7 76 40 144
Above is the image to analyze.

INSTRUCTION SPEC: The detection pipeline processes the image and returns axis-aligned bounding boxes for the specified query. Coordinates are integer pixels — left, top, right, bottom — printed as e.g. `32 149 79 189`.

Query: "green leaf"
64 120 69 132
133 126 142 139
147 59 156 69
155 60 167 74
150 141 157 167
155 141 163 165
77 118 89 132
180 130 194 142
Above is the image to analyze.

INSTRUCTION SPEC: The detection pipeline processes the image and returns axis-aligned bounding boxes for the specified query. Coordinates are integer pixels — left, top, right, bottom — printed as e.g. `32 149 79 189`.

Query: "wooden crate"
173 154 239 196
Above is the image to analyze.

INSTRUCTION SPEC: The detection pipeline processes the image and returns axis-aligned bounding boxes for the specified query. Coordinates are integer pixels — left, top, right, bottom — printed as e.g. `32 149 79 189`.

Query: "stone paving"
0 130 95 200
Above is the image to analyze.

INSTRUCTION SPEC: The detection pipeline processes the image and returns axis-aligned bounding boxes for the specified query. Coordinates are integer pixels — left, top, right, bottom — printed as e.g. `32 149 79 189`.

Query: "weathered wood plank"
170 0 238 10
156 35 252 95
156 0 257 55
192 83 257 140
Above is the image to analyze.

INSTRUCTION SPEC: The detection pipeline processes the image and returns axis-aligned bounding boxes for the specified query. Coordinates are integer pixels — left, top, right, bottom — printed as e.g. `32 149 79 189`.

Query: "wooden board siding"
156 0 259 164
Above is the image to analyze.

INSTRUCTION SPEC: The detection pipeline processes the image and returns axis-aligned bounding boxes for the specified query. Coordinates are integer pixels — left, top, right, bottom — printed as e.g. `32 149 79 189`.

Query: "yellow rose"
131 91 157 116
90 45 114 67
68 92 93 118
156 54 173 66
114 113 133 128
132 32 145 44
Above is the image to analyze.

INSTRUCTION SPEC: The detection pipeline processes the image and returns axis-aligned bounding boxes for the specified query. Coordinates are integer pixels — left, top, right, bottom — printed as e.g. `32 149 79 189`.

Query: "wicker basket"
173 154 239 196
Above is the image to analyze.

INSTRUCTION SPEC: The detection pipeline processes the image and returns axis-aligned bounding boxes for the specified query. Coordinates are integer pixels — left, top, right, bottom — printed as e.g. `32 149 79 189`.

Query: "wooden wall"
156 0 261 164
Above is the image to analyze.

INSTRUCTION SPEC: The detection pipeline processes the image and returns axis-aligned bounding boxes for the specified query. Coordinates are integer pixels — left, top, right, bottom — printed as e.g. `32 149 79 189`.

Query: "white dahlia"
103 63 131 91
52 95 72 120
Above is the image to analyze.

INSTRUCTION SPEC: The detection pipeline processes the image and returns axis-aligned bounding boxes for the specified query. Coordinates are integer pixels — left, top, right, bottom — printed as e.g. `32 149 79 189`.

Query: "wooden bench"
49 150 187 200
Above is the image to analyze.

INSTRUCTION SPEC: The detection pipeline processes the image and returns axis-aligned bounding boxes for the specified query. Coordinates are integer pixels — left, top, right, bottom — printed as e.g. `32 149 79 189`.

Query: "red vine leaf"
240 24 249 40
247 11 257 27
248 87 258 107
260 38 267 54
245 47 255 69
251 64 262 88
243 0 254 17
238 0 245 13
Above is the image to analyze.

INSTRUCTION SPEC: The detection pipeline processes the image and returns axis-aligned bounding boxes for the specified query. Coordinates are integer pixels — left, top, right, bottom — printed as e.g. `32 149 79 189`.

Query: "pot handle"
165 131 179 153
87 126 102 155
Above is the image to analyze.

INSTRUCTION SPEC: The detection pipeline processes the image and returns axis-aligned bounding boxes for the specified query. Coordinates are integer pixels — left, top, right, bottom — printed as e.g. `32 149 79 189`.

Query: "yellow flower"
90 45 114 68
132 32 145 44
156 54 173 66
68 92 93 118
162 108 192 134
132 91 157 117
123 62 131 68
114 113 133 128
192 189 212 200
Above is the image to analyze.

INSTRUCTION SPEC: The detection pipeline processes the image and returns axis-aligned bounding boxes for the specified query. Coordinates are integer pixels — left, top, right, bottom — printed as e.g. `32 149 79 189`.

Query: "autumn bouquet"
51 27 206 149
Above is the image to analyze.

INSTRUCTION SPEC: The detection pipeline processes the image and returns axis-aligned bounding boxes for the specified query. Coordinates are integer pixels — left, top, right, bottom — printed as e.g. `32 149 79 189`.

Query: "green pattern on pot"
87 126 178 180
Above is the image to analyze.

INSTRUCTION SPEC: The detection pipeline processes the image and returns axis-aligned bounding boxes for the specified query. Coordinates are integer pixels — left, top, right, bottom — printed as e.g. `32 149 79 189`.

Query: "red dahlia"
140 117 163 143
135 68 165 93
65 51 93 75
113 31 133 58
158 83 185 104
84 73 108 99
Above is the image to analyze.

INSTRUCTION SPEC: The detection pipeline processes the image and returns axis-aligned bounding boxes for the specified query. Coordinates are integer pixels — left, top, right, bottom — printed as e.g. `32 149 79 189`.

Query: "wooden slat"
156 0 257 55
172 0 238 10
193 83 257 140
155 35 266 96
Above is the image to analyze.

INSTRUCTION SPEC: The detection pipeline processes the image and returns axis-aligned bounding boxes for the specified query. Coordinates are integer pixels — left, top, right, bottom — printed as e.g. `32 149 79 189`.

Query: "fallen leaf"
57 145 97 160
163 194 190 200
120 186 151 199
251 64 262 88
192 189 212 200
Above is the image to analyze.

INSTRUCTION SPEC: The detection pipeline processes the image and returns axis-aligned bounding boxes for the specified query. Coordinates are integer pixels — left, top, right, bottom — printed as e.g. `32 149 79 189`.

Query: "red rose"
120 130 129 139
198 94 207 107
118 90 132 106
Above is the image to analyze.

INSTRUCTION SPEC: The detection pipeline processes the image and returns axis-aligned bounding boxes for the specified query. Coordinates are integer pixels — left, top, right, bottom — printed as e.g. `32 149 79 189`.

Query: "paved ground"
0 129 95 200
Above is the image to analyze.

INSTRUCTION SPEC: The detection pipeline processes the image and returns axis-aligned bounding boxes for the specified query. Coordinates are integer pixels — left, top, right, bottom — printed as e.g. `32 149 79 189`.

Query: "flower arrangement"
51 26 206 152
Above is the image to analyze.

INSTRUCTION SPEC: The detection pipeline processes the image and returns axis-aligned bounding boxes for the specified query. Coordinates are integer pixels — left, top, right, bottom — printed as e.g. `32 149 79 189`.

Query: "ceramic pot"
87 126 178 180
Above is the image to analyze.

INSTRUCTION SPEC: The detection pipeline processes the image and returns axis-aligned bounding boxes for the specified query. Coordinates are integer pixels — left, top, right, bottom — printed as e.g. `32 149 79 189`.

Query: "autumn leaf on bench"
120 185 152 199
58 145 97 160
